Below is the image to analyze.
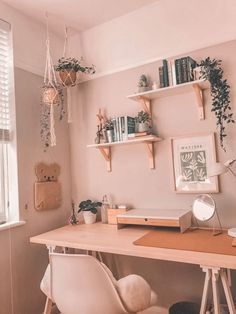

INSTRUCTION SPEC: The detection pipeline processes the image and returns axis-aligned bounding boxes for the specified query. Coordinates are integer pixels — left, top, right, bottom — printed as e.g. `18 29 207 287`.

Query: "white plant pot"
137 122 150 133
138 86 149 93
83 211 97 224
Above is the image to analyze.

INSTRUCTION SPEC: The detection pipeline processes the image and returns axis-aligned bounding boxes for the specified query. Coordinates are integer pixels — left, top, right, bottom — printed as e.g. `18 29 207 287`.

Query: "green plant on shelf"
198 57 234 151
138 74 148 87
103 119 114 130
135 111 151 124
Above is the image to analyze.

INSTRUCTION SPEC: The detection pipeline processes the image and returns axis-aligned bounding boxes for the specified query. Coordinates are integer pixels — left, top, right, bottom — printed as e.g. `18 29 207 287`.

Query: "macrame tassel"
67 87 72 123
50 103 56 146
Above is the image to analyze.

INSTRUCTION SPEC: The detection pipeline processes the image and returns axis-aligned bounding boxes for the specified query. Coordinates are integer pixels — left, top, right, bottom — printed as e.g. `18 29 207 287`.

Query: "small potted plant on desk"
78 200 102 224
135 110 151 133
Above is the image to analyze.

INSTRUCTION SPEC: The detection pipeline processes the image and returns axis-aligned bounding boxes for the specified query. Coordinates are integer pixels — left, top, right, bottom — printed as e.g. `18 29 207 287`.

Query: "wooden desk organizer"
117 209 192 233
108 208 127 224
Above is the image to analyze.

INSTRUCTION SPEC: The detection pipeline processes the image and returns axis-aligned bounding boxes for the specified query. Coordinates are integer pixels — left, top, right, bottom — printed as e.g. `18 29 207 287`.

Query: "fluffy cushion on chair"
116 274 157 313
40 264 54 302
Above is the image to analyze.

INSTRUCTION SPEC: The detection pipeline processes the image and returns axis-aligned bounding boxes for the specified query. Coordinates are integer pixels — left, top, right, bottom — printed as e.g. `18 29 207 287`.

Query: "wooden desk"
30 223 236 314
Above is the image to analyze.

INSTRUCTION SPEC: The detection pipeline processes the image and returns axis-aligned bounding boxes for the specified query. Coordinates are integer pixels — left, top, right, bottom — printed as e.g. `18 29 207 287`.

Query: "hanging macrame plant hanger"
61 26 73 123
42 14 59 147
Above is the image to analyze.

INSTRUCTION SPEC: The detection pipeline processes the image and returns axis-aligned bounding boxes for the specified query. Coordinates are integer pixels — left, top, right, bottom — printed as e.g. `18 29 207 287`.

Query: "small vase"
137 122 150 133
83 211 97 224
106 129 114 143
102 130 108 143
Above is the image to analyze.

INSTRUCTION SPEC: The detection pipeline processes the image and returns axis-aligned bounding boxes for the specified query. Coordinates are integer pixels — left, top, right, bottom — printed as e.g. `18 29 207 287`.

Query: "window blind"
0 19 11 142
0 19 11 223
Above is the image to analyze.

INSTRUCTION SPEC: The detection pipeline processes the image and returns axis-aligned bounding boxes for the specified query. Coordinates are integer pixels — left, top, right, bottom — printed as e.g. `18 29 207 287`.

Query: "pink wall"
79 0 236 77
69 40 236 308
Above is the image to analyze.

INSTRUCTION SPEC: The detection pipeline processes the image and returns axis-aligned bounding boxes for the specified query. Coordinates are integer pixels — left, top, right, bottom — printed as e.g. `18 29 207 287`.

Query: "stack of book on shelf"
128 131 150 139
159 56 197 88
112 116 135 142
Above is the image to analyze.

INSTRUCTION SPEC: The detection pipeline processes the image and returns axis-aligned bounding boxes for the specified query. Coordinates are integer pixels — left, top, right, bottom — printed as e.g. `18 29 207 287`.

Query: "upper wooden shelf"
127 79 210 120
127 79 209 101
87 135 162 172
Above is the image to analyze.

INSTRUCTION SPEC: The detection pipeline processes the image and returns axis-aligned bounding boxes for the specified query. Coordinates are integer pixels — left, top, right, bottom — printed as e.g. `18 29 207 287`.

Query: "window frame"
0 18 19 224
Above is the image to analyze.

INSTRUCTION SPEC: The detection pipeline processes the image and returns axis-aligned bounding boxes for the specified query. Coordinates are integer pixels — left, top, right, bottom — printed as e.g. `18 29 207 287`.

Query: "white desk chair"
41 253 157 314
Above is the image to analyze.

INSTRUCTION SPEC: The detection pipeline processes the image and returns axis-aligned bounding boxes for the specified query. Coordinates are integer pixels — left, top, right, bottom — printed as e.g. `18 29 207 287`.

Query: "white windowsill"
0 220 26 232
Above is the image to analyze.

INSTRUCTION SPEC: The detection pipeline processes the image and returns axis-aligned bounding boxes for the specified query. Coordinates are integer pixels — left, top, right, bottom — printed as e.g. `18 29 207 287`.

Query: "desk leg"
200 266 211 314
220 269 236 314
212 268 220 314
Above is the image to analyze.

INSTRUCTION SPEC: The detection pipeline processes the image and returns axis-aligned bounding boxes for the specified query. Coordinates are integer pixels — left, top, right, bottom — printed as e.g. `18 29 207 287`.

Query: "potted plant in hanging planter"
42 83 60 105
78 199 102 224
135 110 151 133
55 57 95 87
198 57 234 151
41 83 64 149
103 119 114 143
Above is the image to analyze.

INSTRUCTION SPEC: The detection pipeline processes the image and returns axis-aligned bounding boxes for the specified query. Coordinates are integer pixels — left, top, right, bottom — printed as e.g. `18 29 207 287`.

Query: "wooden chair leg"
44 297 53 314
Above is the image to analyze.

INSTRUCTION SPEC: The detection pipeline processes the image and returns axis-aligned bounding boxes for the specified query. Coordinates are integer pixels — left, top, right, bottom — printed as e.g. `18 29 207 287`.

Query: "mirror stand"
212 207 223 236
192 194 223 236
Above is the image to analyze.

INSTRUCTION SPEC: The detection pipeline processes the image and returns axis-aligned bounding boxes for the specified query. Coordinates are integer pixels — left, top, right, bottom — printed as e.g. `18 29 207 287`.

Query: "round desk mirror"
192 194 216 222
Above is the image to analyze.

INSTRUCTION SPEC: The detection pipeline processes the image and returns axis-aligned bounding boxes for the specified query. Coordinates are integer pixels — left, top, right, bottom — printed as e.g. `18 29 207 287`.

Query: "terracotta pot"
42 86 59 105
83 211 97 224
59 70 77 86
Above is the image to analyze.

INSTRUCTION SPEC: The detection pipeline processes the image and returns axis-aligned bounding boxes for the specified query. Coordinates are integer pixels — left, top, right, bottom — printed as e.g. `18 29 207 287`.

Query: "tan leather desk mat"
133 229 236 255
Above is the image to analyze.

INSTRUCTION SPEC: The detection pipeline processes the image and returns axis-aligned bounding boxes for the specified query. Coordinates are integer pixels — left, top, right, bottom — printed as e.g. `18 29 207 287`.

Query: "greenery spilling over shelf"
199 57 234 151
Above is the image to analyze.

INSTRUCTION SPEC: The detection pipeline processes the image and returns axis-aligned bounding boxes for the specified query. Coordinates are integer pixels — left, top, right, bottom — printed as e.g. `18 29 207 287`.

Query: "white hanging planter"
83 211 97 224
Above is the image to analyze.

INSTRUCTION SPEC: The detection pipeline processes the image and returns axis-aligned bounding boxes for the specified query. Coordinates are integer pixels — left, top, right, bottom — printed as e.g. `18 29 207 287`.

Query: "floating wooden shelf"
87 135 162 172
127 79 210 120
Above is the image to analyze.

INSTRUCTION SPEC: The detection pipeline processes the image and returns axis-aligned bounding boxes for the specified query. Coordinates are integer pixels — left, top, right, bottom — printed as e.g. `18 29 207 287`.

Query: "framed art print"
171 133 219 193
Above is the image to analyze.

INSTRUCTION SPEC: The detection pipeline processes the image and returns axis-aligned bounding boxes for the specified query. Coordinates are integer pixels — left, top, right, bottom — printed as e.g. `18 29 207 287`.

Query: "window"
0 19 17 224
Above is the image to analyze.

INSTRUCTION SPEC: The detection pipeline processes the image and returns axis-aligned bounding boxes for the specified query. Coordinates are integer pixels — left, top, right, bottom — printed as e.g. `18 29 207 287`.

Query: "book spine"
124 116 128 141
127 117 135 135
112 118 117 142
159 66 164 88
118 117 122 141
181 57 188 83
170 59 176 86
121 117 125 141
175 59 182 84
116 117 120 141
163 59 169 87
167 60 173 86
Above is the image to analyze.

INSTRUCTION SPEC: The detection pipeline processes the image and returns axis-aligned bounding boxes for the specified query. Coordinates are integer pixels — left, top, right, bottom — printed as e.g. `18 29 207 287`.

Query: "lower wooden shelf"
87 135 162 172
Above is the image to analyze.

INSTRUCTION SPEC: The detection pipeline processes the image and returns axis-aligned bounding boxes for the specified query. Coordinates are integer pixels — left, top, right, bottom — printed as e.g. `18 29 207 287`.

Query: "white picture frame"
171 133 219 193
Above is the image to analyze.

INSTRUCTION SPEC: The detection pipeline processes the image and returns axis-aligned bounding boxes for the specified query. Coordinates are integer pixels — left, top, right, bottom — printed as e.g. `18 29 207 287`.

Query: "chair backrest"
49 253 128 314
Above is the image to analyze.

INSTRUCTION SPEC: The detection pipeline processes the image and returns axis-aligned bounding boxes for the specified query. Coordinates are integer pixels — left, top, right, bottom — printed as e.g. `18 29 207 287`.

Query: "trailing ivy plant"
198 57 234 151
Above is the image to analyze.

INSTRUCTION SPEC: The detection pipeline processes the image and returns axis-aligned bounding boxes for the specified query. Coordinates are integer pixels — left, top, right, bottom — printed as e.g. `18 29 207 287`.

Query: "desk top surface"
30 223 236 269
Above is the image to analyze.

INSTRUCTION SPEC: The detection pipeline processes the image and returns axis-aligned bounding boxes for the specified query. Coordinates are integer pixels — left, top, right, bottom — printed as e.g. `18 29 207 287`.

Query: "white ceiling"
2 0 157 35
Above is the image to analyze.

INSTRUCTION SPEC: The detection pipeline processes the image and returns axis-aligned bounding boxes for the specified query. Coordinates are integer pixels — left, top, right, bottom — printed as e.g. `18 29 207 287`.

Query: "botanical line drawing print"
180 150 207 182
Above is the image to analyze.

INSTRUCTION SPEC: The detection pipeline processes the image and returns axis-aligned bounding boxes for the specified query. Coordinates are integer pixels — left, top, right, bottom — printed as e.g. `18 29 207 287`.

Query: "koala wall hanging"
34 162 62 211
